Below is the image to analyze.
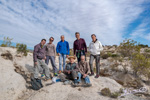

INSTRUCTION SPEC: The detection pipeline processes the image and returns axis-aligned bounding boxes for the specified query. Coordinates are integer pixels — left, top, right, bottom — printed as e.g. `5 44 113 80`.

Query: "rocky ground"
0 47 150 100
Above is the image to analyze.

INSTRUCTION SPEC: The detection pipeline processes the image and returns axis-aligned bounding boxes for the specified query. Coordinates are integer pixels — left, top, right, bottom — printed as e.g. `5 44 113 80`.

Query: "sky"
0 0 150 49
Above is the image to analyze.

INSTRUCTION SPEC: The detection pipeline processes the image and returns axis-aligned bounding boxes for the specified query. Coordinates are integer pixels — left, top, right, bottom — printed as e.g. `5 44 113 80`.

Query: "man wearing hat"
89 34 103 78
62 56 79 85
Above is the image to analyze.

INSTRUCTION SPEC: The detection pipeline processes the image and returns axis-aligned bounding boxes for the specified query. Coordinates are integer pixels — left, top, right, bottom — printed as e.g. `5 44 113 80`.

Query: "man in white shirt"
89 34 103 78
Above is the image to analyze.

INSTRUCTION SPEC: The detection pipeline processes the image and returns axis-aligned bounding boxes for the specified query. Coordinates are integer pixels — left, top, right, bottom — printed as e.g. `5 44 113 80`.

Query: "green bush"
131 53 150 77
101 54 110 59
101 88 121 98
111 54 119 58
101 88 111 96
138 44 148 48
117 39 141 58
1 44 7 47
1 37 13 47
145 49 150 53
16 43 28 56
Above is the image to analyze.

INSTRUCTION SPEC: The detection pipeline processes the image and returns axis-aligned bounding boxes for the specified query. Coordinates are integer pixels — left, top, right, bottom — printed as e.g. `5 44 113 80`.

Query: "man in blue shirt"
56 35 70 74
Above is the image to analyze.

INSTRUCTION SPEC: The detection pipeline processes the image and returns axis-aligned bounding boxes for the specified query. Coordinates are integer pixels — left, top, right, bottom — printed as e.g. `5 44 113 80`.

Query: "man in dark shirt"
73 32 87 62
33 39 51 81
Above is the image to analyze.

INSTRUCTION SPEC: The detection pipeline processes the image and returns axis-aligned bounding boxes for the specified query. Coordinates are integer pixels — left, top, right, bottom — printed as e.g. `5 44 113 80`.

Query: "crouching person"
33 39 51 81
60 56 79 86
78 55 92 87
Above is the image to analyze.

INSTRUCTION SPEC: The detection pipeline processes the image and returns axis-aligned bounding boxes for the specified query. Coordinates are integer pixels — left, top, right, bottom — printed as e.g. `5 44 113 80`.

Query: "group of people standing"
33 32 103 87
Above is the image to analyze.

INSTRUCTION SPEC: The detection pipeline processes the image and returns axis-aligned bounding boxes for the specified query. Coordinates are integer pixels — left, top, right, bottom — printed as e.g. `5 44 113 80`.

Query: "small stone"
78 88 81 91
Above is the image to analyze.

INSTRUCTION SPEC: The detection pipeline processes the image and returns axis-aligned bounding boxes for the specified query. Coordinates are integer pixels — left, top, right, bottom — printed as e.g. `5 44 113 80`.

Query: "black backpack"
31 77 43 90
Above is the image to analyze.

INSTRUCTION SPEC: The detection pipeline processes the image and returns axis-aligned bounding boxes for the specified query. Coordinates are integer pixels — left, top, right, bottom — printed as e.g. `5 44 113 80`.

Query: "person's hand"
68 71 70 74
58 53 60 56
34 62 38 65
83 74 87 78
44 56 46 60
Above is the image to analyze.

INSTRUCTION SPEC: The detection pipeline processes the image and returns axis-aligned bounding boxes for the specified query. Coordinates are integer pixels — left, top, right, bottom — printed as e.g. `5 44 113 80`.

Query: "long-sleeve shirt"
89 39 103 55
73 38 87 55
46 43 56 57
33 43 46 62
77 61 90 75
64 62 79 73
56 40 70 55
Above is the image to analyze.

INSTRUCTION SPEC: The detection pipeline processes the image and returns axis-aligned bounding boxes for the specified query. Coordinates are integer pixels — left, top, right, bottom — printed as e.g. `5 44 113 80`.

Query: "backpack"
31 77 43 90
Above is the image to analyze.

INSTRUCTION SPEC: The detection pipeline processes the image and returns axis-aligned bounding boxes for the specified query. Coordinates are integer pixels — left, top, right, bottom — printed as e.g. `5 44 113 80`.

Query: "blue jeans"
45 56 58 73
59 54 66 71
77 72 91 84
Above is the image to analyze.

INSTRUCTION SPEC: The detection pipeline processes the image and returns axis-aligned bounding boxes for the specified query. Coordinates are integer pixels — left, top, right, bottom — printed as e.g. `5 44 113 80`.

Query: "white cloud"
0 0 149 48
130 18 150 41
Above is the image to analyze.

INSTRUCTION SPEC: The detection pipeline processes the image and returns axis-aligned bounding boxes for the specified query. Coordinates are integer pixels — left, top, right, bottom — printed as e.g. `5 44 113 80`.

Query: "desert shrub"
101 88 111 96
117 39 140 58
131 53 150 78
101 52 112 59
16 43 28 56
110 92 121 98
101 54 110 59
86 51 91 57
101 88 121 98
138 44 148 48
111 54 119 58
145 49 150 53
1 37 13 47
69 49 74 56
1 51 13 60
113 45 117 48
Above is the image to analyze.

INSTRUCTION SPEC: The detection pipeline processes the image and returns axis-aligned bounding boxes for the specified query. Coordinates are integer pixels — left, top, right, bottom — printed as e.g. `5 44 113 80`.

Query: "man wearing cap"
61 56 79 85
56 35 70 74
77 55 92 87
89 34 103 78
33 39 51 81
73 32 87 62
45 37 58 76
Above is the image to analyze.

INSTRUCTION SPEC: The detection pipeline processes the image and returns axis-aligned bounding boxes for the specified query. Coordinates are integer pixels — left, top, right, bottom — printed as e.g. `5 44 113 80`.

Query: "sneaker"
95 75 99 78
58 70 62 74
89 72 94 76
73 79 79 87
54 73 58 76
41 74 45 77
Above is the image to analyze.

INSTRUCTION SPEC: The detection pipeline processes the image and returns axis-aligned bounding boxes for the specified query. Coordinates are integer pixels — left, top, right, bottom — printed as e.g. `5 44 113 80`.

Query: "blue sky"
0 0 150 49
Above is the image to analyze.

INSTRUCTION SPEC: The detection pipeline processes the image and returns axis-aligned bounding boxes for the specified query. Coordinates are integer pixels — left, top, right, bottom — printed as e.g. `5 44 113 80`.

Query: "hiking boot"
84 83 92 87
58 70 62 74
95 75 99 78
54 73 58 76
89 72 94 76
